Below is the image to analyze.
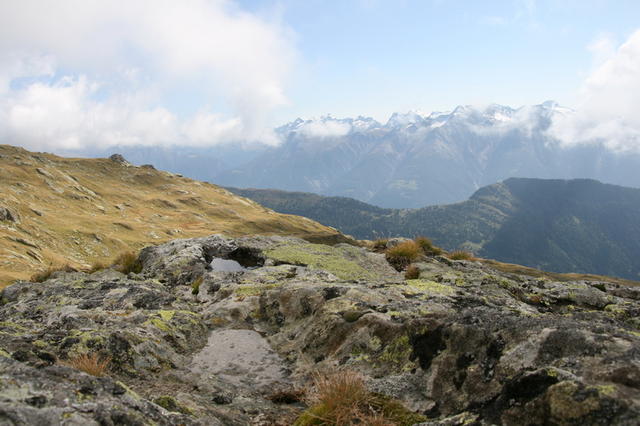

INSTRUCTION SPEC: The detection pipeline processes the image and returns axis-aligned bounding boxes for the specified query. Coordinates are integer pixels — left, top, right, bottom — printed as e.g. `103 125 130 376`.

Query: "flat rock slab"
190 329 289 391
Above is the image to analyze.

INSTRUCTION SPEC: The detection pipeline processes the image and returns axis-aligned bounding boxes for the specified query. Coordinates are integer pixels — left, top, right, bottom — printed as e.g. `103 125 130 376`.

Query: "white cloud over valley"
298 119 352 138
0 0 294 150
550 29 640 152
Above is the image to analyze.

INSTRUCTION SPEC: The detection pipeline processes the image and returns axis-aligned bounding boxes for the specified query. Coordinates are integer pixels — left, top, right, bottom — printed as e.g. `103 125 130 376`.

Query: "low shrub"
62 352 111 377
112 251 142 274
385 241 420 271
31 264 77 283
448 250 475 261
404 264 420 279
414 236 443 256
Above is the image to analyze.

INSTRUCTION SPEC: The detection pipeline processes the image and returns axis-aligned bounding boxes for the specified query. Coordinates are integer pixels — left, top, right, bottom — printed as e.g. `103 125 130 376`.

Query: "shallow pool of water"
209 258 246 272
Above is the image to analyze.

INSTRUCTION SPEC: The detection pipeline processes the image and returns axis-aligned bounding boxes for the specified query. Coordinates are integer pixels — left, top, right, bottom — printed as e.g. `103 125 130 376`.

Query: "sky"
0 0 639 151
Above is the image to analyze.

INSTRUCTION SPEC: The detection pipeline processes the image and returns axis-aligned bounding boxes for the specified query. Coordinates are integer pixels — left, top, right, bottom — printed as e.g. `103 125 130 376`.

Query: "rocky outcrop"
0 206 18 223
1 235 639 424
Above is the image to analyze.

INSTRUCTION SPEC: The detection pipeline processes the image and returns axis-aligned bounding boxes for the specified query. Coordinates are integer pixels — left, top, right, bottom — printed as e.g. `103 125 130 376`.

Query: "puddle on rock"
209 258 246 272
190 329 289 390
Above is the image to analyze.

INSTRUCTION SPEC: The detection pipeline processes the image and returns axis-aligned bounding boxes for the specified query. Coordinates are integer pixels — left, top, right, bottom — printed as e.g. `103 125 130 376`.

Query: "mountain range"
72 101 640 208
229 178 640 280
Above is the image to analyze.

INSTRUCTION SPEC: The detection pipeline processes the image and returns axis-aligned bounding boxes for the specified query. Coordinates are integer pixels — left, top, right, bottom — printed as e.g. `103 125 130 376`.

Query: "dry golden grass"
87 261 108 274
62 352 111 377
448 250 475 261
295 371 424 426
481 258 640 287
404 264 420 279
112 251 142 274
0 144 348 283
307 371 371 425
413 236 443 256
385 241 421 271
371 238 389 252
30 264 77 282
267 388 306 404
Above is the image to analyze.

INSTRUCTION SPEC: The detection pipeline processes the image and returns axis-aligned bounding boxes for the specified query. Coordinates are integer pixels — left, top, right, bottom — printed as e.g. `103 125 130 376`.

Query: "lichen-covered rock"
1 234 639 424
0 356 207 425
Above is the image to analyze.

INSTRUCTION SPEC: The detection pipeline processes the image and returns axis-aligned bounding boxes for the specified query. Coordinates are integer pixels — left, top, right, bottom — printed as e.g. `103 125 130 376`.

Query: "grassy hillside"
228 179 640 280
0 145 348 284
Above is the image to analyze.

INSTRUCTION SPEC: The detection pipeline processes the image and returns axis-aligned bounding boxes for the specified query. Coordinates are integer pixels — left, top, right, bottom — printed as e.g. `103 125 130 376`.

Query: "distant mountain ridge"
216 101 640 208
64 101 640 209
228 178 640 280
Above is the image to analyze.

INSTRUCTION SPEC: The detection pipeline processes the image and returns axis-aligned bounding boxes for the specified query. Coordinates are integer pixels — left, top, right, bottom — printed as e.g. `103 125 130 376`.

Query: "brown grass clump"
414 236 443 256
87 260 109 274
448 250 475 261
293 371 425 426
372 238 389 252
385 241 420 271
267 388 306 404
31 264 77 282
404 264 420 280
112 251 142 274
62 352 111 377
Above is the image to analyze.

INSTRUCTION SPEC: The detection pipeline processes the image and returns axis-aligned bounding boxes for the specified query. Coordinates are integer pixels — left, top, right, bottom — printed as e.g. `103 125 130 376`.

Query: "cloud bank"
0 0 294 150
550 30 640 152
298 119 352 138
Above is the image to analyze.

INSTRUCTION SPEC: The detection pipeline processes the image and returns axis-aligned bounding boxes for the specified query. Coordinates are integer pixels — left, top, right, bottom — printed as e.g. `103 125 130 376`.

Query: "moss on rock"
265 243 377 281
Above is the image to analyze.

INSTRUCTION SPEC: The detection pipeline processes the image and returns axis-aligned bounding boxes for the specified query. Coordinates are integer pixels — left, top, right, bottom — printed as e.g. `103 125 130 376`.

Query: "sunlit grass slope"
0 145 348 283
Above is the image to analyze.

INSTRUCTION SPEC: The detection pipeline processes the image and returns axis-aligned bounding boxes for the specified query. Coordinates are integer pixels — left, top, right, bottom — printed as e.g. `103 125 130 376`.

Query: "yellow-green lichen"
66 330 105 356
158 310 175 321
144 310 200 333
153 395 194 415
378 335 414 372
115 381 141 400
596 384 617 396
548 381 600 421
404 279 455 297
234 283 282 297
264 243 376 281
604 304 627 317
146 318 172 332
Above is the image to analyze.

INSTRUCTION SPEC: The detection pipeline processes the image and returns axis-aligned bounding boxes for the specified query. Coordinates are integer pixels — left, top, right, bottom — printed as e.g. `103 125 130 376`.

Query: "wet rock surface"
1 234 639 424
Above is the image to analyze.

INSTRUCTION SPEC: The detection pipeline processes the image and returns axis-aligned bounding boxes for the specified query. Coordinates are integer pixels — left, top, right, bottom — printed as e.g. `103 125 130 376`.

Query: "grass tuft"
87 261 109 274
62 352 111 377
404 264 420 280
267 388 306 404
294 371 425 425
31 264 77 282
414 236 443 256
372 239 389 252
385 241 420 271
448 250 475 261
112 251 142 274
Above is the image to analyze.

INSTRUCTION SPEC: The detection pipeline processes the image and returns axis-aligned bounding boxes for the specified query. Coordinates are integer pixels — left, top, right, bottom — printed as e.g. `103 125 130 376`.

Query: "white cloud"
550 29 640 152
0 0 294 150
298 120 352 138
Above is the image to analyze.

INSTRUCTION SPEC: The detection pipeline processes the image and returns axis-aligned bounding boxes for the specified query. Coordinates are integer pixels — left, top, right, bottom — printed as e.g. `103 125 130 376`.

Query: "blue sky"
261 0 640 121
0 0 639 150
